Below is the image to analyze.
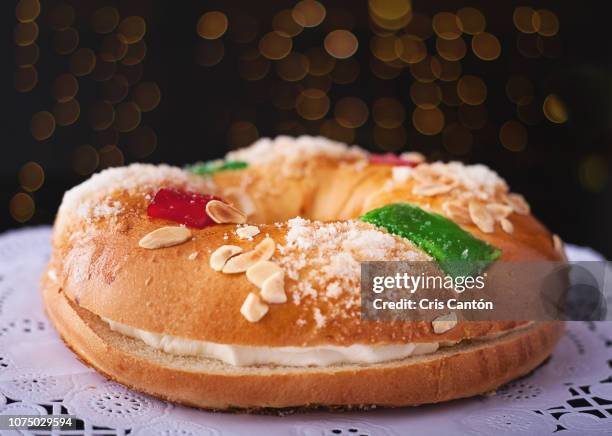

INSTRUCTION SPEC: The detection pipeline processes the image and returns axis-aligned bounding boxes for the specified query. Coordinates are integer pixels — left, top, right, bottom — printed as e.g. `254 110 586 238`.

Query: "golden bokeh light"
14 22 38 46
292 0 326 28
114 102 141 132
127 125 158 158
436 37 467 61
102 74 129 103
100 34 128 62
543 94 569 124
197 11 228 40
15 43 38 66
373 125 407 151
334 97 369 128
10 193 35 223
47 2 75 31
395 35 427 64
373 98 405 128
505 75 534 105
456 7 486 35
69 48 96 76
53 99 80 126
324 30 359 59
320 119 355 144
410 82 442 109
412 107 445 135
30 111 55 141
273 9 303 37
98 145 125 169
579 155 608 193
458 104 487 130
239 50 270 81
72 145 99 176
472 32 501 61
513 7 540 34
443 123 473 155
370 58 402 80
13 66 38 92
53 27 79 55
228 121 259 148
409 56 439 83
133 81 161 112
432 12 462 40
122 39 147 65
229 14 258 44
457 75 487 105
91 57 116 82
195 39 225 66
92 7 120 34
118 16 146 44
517 33 543 58
19 161 44 192
306 47 336 76
499 120 528 151
296 89 330 120
370 35 398 62
16 0 40 23
436 58 462 82
537 9 559 37
259 31 292 60
276 52 309 81
331 58 360 84
89 101 115 131
368 0 411 21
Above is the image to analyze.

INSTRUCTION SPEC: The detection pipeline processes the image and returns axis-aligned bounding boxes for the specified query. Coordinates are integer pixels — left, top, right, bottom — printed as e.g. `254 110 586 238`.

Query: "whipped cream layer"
104 318 439 367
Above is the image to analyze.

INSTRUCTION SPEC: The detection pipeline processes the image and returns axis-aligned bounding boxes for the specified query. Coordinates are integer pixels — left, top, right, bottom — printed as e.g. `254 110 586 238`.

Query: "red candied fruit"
368 153 418 167
147 188 219 228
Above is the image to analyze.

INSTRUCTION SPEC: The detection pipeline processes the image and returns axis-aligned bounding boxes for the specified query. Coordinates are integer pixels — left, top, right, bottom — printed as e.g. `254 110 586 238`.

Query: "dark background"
2 0 611 258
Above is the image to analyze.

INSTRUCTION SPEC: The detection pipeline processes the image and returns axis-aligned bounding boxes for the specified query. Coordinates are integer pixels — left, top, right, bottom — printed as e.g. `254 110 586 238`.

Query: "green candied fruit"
360 203 501 277
186 160 248 176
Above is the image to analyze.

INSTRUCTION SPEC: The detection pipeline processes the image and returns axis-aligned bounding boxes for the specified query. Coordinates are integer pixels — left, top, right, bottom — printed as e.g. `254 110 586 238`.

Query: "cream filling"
104 318 440 367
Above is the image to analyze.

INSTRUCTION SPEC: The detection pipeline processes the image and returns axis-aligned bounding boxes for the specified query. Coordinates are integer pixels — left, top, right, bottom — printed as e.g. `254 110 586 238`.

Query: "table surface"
0 226 610 436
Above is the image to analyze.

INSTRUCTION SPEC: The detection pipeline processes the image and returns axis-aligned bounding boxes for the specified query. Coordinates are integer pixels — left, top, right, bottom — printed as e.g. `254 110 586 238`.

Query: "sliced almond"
222 237 275 273
504 193 530 215
413 183 454 197
240 292 269 322
138 226 192 249
246 260 283 287
432 312 457 334
236 225 260 240
399 151 426 164
552 234 567 261
210 245 243 271
391 166 413 184
499 217 514 234
486 203 513 219
206 200 247 224
441 201 471 224
260 271 287 304
468 200 495 233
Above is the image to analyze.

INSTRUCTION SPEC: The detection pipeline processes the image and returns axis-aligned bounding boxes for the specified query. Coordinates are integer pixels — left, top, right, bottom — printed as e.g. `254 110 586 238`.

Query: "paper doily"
0 227 610 436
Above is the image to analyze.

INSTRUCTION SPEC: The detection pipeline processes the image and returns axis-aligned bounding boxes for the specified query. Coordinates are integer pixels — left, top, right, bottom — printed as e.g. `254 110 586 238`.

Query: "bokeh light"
228 121 259 148
15 0 40 23
14 66 38 92
579 155 608 193
334 97 369 128
432 12 462 40
276 52 309 81
117 16 146 44
296 89 330 120
395 35 427 64
195 40 225 66
132 81 161 112
30 111 55 140
513 7 540 34
15 43 39 66
456 7 486 35
320 119 355 144
457 75 487 105
412 107 445 135
53 27 79 55
273 9 303 37
9 193 35 223
499 120 528 151
373 98 405 128
18 161 44 192
292 0 326 28
410 82 442 109
471 32 501 61
197 11 228 40
69 48 96 76
259 31 292 60
436 37 467 61
72 145 99 176
47 2 75 31
324 30 359 59
127 125 158 158
543 94 568 124
89 101 115 131
98 145 125 169
14 22 38 46
53 98 80 126
92 7 119 34
114 102 141 132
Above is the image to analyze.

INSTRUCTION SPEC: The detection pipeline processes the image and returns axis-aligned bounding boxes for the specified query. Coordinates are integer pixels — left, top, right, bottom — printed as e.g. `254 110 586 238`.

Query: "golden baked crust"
43 280 564 409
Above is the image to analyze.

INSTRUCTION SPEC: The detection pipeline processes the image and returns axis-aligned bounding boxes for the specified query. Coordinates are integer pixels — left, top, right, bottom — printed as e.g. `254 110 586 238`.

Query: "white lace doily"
0 227 610 436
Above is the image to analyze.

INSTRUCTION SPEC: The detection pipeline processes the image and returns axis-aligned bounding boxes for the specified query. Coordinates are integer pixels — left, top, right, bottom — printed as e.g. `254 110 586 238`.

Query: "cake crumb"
188 251 199 260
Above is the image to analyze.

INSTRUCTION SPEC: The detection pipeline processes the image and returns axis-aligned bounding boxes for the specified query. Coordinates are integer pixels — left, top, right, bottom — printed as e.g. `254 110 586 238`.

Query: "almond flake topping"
240 292 269 322
500 218 514 234
432 312 458 334
260 271 287 304
138 226 192 249
441 201 471 224
468 201 495 233
222 237 275 273
504 193 530 215
236 225 260 240
412 183 455 197
210 245 243 271
552 234 567 261
246 260 283 287
205 200 247 224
